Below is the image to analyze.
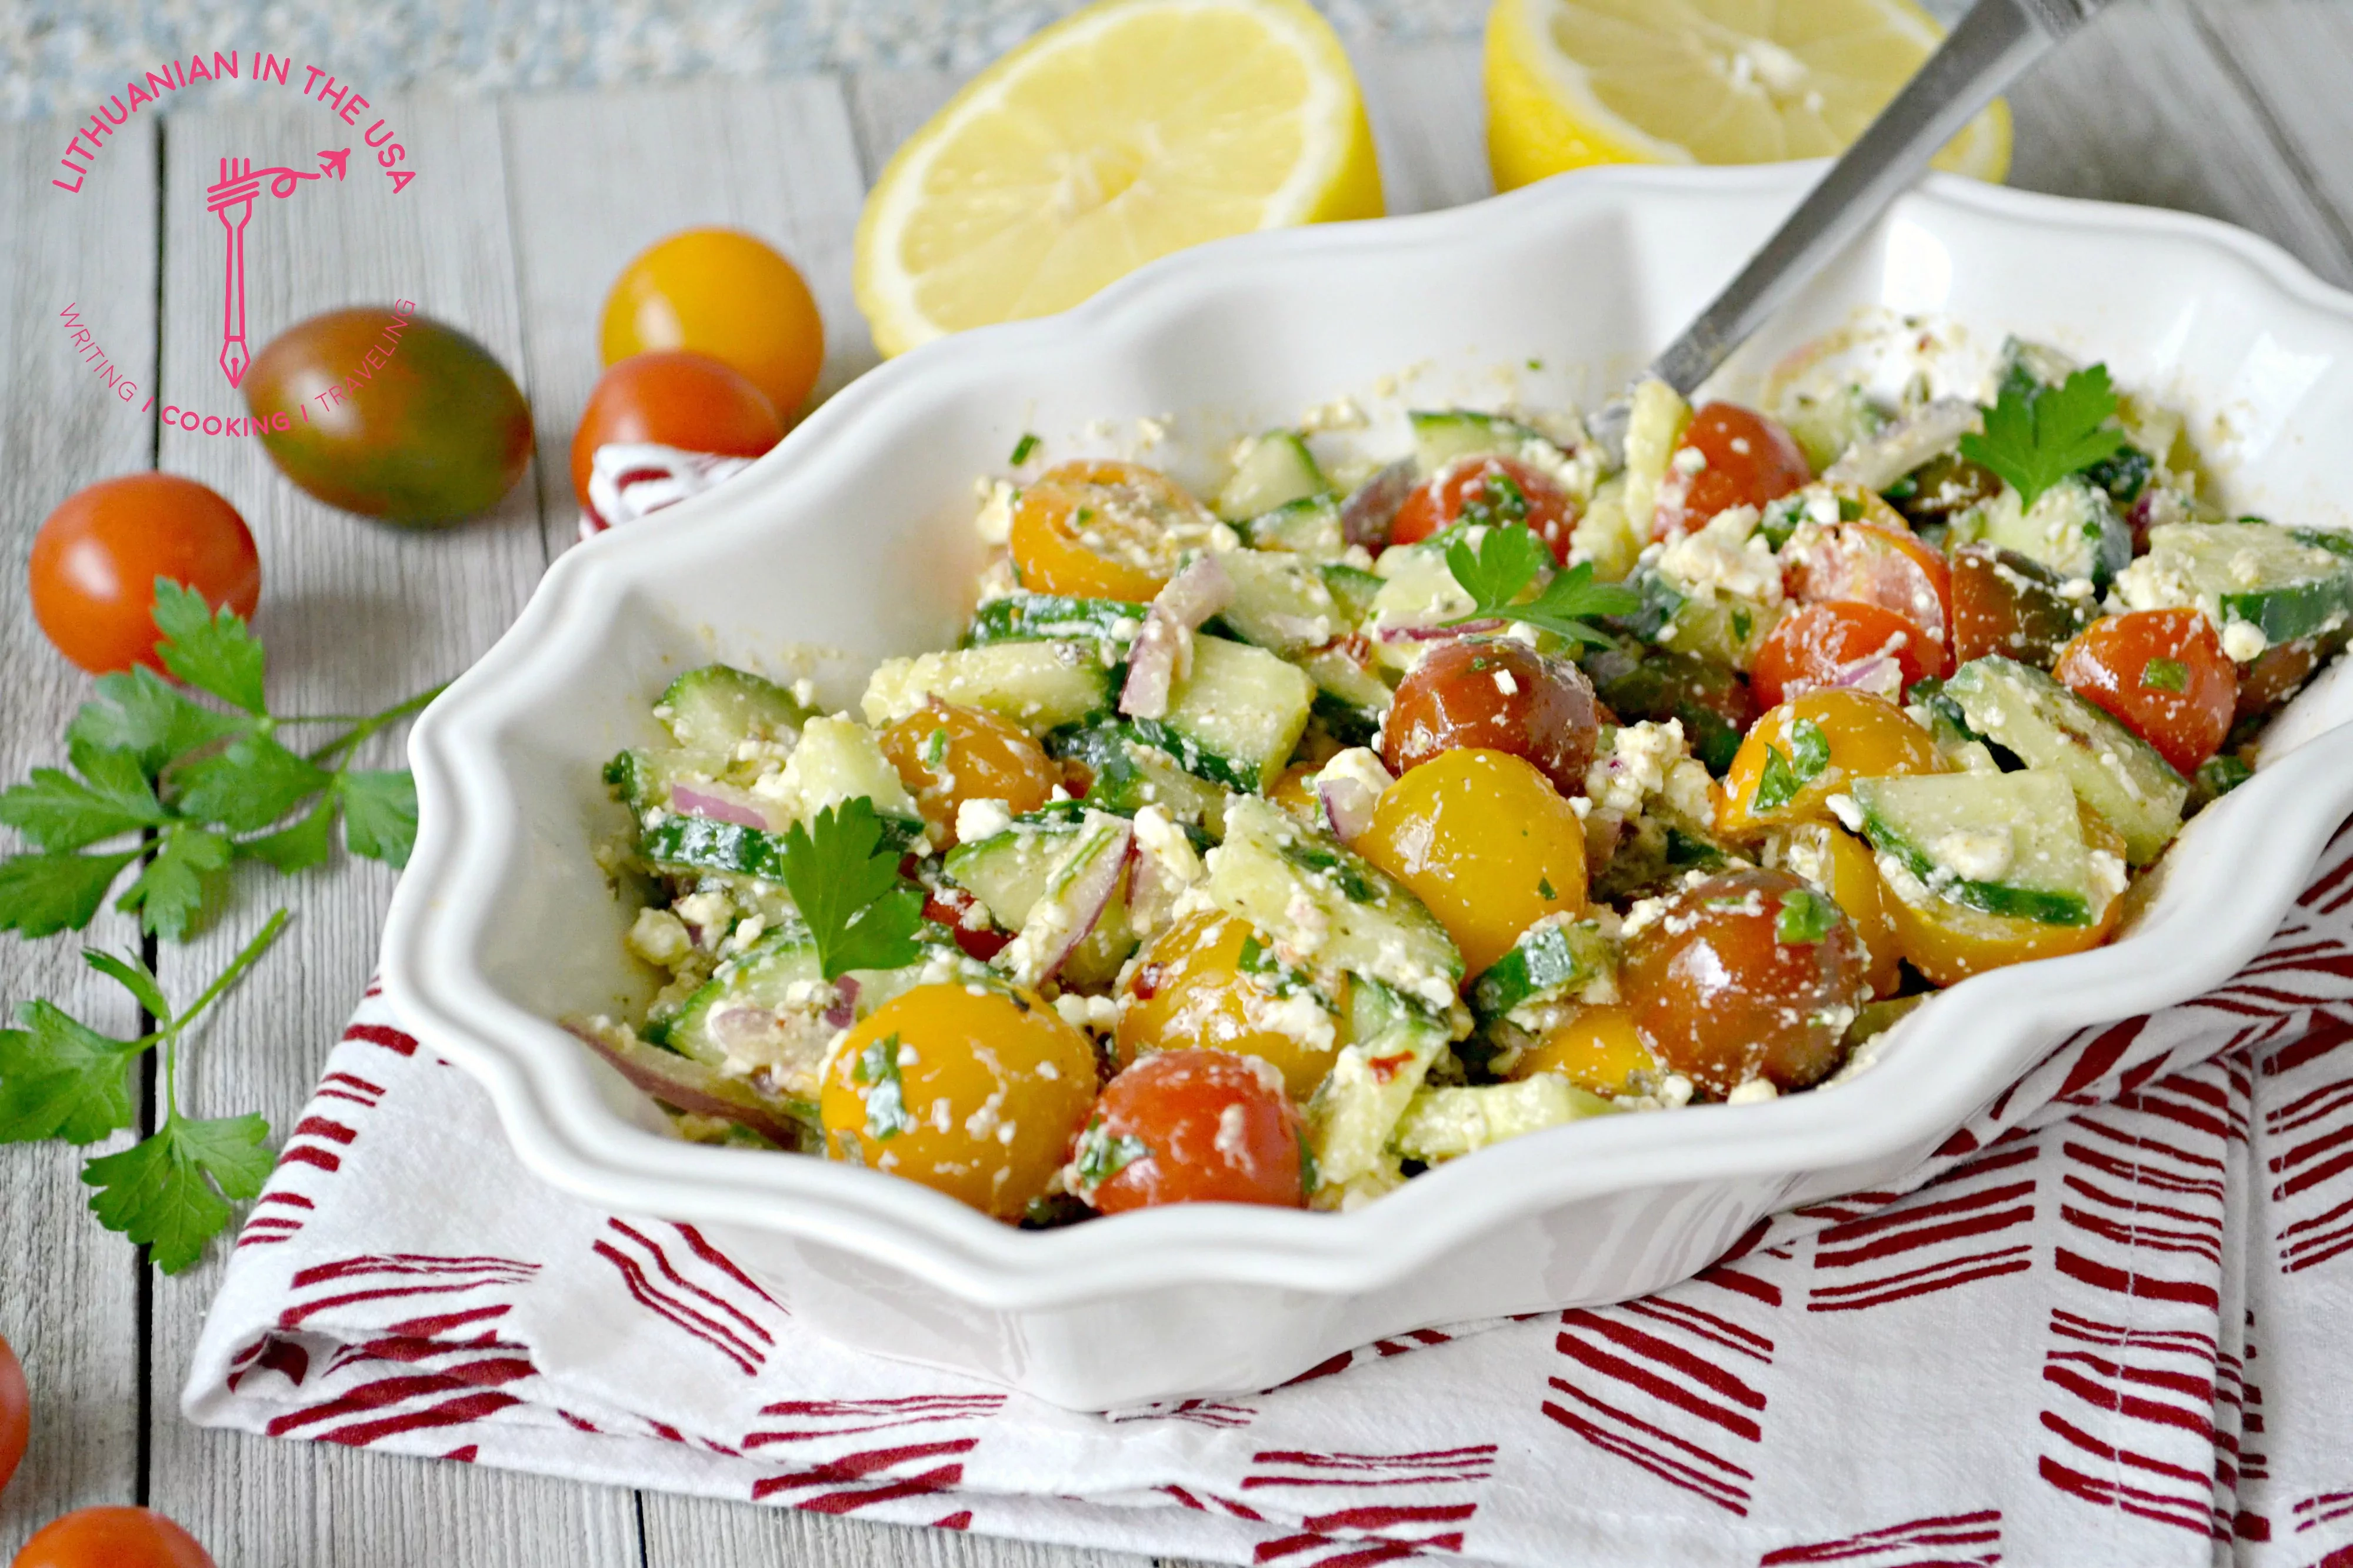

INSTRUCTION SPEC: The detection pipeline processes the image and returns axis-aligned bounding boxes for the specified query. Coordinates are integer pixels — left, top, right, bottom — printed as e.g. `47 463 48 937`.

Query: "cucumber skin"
1854 795 2094 927
658 664 812 750
966 595 1138 647
642 810 922 880
1944 656 2186 865
1468 919 1612 1021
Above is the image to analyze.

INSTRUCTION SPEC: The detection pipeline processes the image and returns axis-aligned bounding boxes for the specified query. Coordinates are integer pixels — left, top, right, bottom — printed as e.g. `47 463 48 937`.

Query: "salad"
579 327 2350 1223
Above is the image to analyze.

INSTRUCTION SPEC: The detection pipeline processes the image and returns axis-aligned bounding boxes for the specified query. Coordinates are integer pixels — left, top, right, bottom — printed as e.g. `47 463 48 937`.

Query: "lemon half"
854 0 1384 359
1487 0 2011 191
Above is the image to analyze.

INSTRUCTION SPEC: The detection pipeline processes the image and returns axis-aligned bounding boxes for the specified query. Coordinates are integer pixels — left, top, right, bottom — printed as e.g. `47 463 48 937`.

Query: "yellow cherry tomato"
1511 1003 1656 1097
878 698 1059 847
601 227 826 420
1269 762 1323 822
1881 871 2121 987
820 983 1096 1221
1354 748 1586 978
1116 910 1348 1099
1008 461 1207 602
1718 688 1944 837
1768 822 1903 998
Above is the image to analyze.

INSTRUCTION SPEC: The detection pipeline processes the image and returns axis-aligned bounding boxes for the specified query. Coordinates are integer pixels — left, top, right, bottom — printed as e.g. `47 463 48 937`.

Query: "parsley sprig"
1444 522 1638 649
1 908 289 1271
775 797 926 980
1959 363 2127 509
0 581 444 942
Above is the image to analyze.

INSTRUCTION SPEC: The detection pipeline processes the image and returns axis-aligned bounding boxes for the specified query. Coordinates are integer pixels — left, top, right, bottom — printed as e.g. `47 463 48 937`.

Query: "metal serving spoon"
1584 0 2114 462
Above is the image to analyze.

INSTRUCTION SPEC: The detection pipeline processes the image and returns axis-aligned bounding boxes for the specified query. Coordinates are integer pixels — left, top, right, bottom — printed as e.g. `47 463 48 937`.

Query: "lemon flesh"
855 0 1385 359
1487 0 2011 192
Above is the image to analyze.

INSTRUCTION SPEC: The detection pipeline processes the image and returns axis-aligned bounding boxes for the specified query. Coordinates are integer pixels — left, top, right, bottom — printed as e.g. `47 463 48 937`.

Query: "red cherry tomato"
2054 610 2237 776
1751 601 1931 710
29 476 261 676
569 350 784 511
0 1332 25 1496
1391 455 1577 562
11 1507 215 1568
1070 1049 1307 1213
1652 402 1811 540
921 885 1012 962
1779 520 1952 676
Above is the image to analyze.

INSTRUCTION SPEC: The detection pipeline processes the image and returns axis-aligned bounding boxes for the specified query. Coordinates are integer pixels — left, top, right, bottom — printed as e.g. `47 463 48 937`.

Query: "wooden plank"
0 114 154 1559
2185 0 2353 276
141 91 639 1568
499 76 872 555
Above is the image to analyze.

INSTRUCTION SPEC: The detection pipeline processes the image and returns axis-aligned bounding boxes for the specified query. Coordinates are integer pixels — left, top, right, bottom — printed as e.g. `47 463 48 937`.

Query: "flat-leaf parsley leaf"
775 797 926 980
1445 523 1638 649
1959 363 2128 509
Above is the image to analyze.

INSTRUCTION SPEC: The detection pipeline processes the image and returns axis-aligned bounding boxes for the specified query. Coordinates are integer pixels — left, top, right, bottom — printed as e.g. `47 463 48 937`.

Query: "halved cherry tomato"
1751 602 1931 710
1382 637 1601 796
878 698 1059 847
1882 869 2120 986
1781 520 1952 675
1949 543 2087 667
0 1332 24 1496
921 885 1012 962
1579 642 1757 776
11 1507 215 1568
1652 402 1811 540
1118 910 1348 1099
2054 609 2237 776
29 476 261 676
1718 688 1944 837
1887 451 2001 526
1392 455 1577 562
1071 1049 1308 1213
2237 629 2347 722
570 351 783 511
1007 461 1207 602
1768 822 1902 998
601 228 825 420
1511 1003 1657 1097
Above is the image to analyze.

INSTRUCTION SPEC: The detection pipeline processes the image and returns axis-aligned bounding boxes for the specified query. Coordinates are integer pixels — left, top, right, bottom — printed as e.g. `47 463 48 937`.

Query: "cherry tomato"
1511 1004 1657 1097
1354 748 1586 978
1887 451 2001 526
2237 629 2346 722
601 228 826 420
1750 601 1932 710
2054 610 2237 776
1781 519 1952 676
1118 910 1348 1099
1652 403 1811 540
1621 867 1871 1097
1268 762 1325 823
1718 688 1944 838
1070 1049 1307 1213
569 351 783 511
878 698 1059 847
1768 822 1902 998
921 884 1012 962
1007 461 1208 602
0 1332 25 1496
1382 637 1601 797
820 983 1096 1222
1579 643 1756 776
29 476 260 676
246 308 533 526
11 1508 214 1568
1391 455 1578 562
1949 543 2087 668
1882 866 2120 986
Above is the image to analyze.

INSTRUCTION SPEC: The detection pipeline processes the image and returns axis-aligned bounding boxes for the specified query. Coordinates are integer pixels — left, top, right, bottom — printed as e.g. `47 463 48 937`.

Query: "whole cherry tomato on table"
1382 637 1601 797
1 1331 25 1496
29 475 259 675
1068 1049 1308 1213
1391 455 1578 562
569 351 784 512
11 1507 215 1568
1652 402 1811 541
2054 609 2237 776
601 228 826 421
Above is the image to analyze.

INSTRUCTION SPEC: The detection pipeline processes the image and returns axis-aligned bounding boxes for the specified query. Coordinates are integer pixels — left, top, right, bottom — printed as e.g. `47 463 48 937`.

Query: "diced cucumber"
1995 335 2078 401
1366 535 1478 666
1048 725 1232 833
1963 475 2130 586
1217 431 1332 520
642 810 924 881
1391 1076 1617 1164
1216 549 1347 655
1298 644 1392 748
1611 569 1778 672
2119 522 2353 646
1321 562 1385 626
1124 635 1315 792
1408 409 1560 476
1618 379 1693 542
604 747 729 814
658 664 814 752
1468 916 1616 1022
1237 496 1348 559
1944 656 2188 864
1852 770 2108 926
1305 977 1453 1190
776 716 923 828
966 594 1139 648
941 809 1134 986
862 641 1119 734
1205 797 1462 1008
1779 383 1884 475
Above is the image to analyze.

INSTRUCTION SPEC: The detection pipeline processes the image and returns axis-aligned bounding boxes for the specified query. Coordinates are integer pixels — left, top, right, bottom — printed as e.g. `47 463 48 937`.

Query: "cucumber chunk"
1944 656 2187 864
2116 522 2353 647
1409 409 1557 476
1047 725 1233 833
1468 916 1617 1022
1125 635 1315 792
1216 549 1348 655
658 664 814 751
941 809 1135 986
1205 797 1462 1008
1298 645 1393 748
642 810 924 880
604 747 730 814
1963 475 2131 587
862 641 1119 734
1305 977 1453 1192
1237 495 1347 559
1217 431 1332 520
1391 1076 1617 1165
1320 562 1385 625
1851 770 2109 926
965 594 1139 648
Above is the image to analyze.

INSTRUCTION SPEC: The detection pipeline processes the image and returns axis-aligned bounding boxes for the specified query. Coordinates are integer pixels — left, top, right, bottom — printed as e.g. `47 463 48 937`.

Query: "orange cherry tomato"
1391 455 1578 562
601 228 826 421
1652 402 1811 540
569 351 783 511
1006 461 1208 602
1781 520 1952 676
1751 602 1932 710
1718 688 1944 838
1511 1004 1657 1097
1381 636 1601 797
1117 909 1348 1099
2054 609 2237 776
1070 1049 1307 1213
1769 822 1904 999
11 1507 215 1568
1883 870 2120 987
29 476 260 676
877 698 1060 847
0 1332 24 1496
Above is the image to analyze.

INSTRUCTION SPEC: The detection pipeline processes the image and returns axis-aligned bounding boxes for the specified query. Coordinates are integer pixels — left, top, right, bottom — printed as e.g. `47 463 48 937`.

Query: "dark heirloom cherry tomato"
1578 642 1756 776
10 1507 215 1568
1621 867 1871 1097
1750 601 1931 710
0 1332 25 1495
2235 626 2349 723
1887 451 2002 525
1391 455 1577 562
2054 610 2237 776
1652 402 1811 540
1949 543 2086 668
571 351 783 511
1382 637 1601 796
246 308 533 526
1780 520 1952 676
1071 1049 1307 1213
29 476 259 675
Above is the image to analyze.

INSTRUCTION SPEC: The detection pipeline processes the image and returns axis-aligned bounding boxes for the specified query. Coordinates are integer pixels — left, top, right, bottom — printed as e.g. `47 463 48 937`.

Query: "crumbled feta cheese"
1726 1079 1779 1106
1825 793 1864 832
956 797 1015 845
1298 396 1367 433
974 478 1016 546
1932 828 2014 883
2222 619 2269 663
1657 1073 1695 1109
1584 720 1691 819
1655 505 1782 606
626 907 694 968
1671 445 1707 476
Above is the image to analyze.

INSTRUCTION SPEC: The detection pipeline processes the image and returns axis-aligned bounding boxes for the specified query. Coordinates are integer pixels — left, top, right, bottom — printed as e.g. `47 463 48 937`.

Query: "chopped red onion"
669 782 777 830
1375 618 1505 645
566 1020 808 1150
1803 656 1906 702
1314 754 1394 845
1013 818 1133 983
1119 555 1233 719
1341 459 1418 549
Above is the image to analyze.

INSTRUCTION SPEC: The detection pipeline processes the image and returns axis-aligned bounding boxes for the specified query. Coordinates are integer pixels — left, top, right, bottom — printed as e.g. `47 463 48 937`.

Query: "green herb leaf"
66 667 252 780
774 797 926 980
1751 719 1830 813
0 849 141 938
0 1000 143 1145
2139 657 2188 693
0 746 168 850
151 580 268 715
84 946 171 1022
1444 521 1549 612
81 1111 272 1274
1958 363 2127 510
851 1033 917 1141
116 826 232 941
241 798 338 873
1445 523 1637 649
175 734 330 833
337 769 419 868
1009 432 1040 465
1775 885 1845 946
1070 1117 1151 1192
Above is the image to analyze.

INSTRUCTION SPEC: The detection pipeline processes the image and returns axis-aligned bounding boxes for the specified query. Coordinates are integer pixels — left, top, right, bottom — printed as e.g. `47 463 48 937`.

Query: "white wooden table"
4 3 2351 1562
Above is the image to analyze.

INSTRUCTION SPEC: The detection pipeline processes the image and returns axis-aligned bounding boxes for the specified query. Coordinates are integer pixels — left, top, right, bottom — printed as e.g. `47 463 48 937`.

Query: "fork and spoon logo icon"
205 146 349 387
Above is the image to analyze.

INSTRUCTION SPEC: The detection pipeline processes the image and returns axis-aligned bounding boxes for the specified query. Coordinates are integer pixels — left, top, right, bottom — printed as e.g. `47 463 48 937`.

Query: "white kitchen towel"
185 833 2353 1568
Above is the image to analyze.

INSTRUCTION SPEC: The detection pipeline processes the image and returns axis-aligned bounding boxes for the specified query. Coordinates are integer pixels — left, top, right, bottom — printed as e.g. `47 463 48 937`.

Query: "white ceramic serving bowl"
385 162 2353 1410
